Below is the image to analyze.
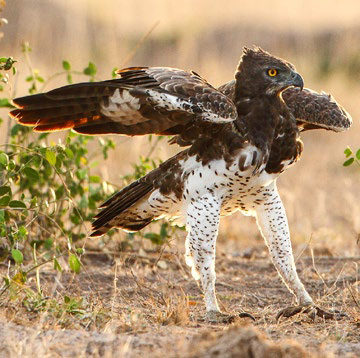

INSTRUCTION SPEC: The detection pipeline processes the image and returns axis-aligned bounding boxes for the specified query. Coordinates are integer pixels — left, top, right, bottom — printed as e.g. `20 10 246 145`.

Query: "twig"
120 21 160 68
295 233 313 264
310 247 328 289
111 260 118 314
346 282 360 310
129 267 166 306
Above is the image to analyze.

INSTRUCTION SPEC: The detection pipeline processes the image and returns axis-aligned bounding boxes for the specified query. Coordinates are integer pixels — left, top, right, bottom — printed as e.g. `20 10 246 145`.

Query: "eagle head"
235 47 303 97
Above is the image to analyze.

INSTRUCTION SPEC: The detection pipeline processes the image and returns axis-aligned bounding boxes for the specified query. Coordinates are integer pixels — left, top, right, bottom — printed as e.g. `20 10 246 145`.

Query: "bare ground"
1 244 359 357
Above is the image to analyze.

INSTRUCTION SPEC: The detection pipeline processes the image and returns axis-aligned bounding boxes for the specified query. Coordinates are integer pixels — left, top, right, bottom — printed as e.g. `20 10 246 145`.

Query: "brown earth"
1 244 359 357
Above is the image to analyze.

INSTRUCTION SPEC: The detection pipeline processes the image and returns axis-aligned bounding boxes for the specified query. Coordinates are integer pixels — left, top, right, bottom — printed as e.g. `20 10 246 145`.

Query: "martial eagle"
10 47 352 323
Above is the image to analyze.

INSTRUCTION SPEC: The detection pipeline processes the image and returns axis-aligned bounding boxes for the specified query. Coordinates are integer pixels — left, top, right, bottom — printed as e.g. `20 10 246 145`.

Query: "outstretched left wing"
218 80 352 132
10 67 237 138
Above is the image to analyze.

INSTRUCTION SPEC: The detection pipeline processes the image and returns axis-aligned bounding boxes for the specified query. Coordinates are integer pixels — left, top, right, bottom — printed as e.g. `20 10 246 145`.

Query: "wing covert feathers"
10 67 237 137
282 87 352 132
218 80 352 132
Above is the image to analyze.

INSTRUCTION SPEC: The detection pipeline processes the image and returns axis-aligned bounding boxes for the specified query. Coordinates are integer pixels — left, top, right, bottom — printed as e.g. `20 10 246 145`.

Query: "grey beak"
292 72 304 91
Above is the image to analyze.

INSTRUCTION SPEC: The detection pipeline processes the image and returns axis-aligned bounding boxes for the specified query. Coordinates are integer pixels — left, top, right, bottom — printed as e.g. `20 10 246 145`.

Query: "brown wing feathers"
217 80 352 132
281 87 352 132
90 178 154 237
10 67 238 138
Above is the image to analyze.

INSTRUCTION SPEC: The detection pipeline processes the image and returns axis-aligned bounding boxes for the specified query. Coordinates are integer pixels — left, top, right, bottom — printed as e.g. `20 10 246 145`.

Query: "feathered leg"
255 181 340 320
185 193 255 323
185 194 221 316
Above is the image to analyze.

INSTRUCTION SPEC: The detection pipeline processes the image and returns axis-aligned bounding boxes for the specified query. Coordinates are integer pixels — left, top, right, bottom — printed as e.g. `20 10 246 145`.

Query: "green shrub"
0 46 183 310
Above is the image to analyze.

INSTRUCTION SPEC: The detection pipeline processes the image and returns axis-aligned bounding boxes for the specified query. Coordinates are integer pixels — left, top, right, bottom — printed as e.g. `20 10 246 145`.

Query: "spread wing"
281 87 352 132
10 67 237 136
218 80 352 132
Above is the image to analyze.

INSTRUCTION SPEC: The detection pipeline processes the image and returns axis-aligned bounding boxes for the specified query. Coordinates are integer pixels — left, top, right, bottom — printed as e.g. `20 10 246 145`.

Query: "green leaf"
0 210 5 223
0 57 16 71
343 158 355 167
45 149 57 166
160 223 168 239
10 124 22 136
11 249 23 264
54 257 62 272
0 98 14 108
23 166 40 181
68 253 81 274
0 186 11 197
18 226 28 238
344 148 353 158
65 148 74 159
55 185 65 200
83 62 97 77
9 200 27 208
111 67 119 78
36 75 44 83
38 133 49 140
356 149 360 160
76 168 87 180
0 196 10 206
76 248 84 255
62 60 71 71
0 152 8 166
66 73 73 84
144 233 160 240
89 175 101 183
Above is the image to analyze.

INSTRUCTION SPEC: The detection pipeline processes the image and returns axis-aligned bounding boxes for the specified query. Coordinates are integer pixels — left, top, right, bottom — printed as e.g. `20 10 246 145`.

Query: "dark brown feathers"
282 87 352 132
10 67 237 136
91 179 154 236
218 80 352 132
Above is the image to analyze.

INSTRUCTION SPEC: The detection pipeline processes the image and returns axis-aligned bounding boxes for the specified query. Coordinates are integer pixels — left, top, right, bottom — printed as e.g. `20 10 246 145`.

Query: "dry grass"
0 0 360 357
1 246 359 357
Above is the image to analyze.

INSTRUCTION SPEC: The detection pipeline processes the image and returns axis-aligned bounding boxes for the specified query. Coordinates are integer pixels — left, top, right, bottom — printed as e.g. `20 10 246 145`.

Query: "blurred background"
1 0 359 256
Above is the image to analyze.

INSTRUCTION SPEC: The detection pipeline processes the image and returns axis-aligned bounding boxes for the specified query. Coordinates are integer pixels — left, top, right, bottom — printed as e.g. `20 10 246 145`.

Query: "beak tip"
294 73 304 91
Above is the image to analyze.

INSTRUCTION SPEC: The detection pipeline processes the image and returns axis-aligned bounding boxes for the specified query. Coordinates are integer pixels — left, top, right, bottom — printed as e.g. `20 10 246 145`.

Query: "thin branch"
120 21 160 68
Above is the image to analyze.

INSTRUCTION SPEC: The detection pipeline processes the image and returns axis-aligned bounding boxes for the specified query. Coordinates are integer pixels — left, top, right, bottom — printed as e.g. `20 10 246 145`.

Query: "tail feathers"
10 81 176 136
9 82 111 133
90 179 154 237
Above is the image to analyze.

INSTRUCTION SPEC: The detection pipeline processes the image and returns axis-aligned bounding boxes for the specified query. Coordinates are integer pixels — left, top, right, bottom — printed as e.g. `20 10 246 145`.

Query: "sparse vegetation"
344 147 360 168
0 1 359 357
0 43 184 330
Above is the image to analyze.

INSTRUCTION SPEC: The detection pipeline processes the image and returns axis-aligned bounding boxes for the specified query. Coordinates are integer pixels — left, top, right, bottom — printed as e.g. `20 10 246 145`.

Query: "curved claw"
239 312 256 321
276 304 347 322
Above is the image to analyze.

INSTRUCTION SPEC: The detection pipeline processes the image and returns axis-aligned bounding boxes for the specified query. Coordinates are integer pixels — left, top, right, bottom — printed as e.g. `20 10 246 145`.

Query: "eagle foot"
276 304 347 322
204 310 255 324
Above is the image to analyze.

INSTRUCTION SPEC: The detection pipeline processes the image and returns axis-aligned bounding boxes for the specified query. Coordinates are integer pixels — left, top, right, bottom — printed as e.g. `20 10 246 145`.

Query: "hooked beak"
291 72 304 91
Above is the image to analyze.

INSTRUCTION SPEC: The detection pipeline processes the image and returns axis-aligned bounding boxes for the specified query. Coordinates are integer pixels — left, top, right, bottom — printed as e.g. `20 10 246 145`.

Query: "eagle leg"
185 194 221 314
255 181 314 307
185 193 256 323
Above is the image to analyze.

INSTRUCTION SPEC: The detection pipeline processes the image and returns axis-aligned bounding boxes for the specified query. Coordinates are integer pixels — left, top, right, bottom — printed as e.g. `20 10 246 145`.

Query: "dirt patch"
0 247 359 357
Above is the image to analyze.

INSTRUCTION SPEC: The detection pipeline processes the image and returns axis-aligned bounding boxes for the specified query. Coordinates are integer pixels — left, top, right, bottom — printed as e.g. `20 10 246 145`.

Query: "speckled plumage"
10 47 352 320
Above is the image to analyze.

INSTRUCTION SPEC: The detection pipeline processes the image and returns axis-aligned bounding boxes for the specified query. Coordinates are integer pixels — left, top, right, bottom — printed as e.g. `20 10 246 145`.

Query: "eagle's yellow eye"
267 69 277 77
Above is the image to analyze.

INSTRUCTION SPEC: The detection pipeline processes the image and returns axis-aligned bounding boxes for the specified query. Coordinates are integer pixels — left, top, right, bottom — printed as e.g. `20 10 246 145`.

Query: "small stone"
157 260 168 270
